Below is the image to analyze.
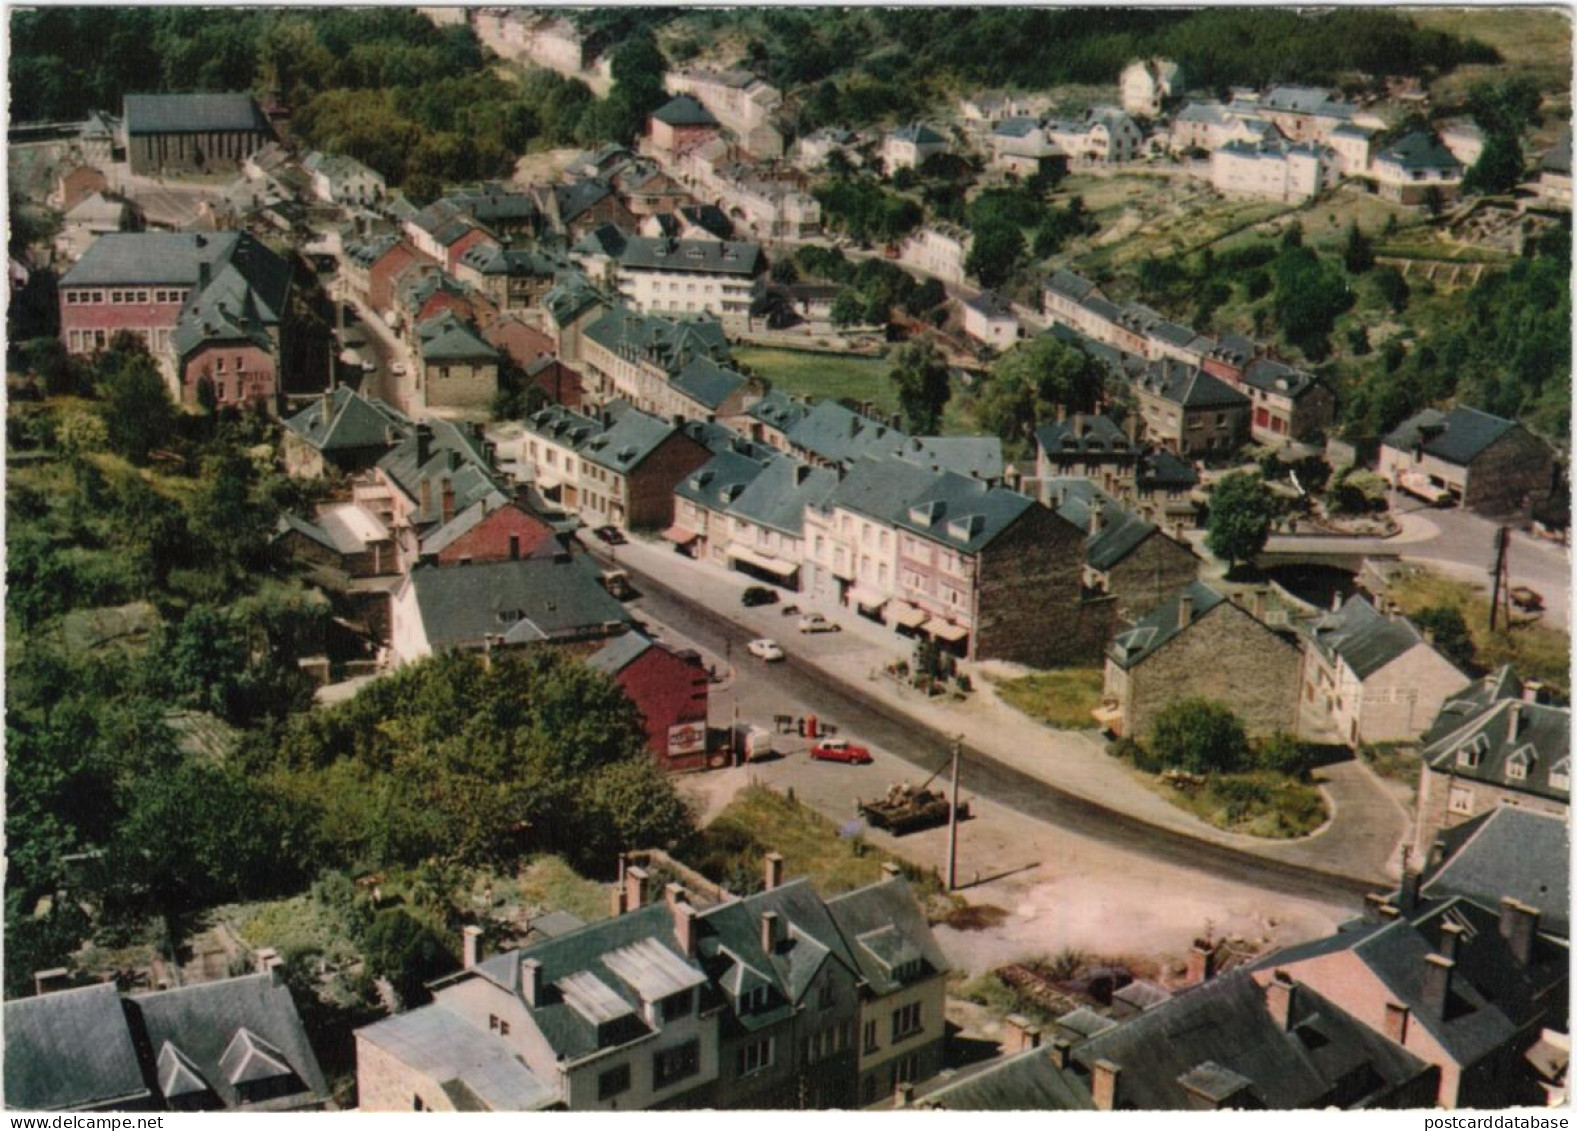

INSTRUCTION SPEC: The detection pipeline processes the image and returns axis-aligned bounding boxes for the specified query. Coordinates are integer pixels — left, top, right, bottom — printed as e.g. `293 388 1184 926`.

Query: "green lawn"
733 346 898 416
1144 770 1329 839
989 668 1104 730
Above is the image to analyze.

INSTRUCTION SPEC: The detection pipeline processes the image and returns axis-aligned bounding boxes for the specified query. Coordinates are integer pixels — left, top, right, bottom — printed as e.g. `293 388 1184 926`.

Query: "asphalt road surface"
598 545 1375 911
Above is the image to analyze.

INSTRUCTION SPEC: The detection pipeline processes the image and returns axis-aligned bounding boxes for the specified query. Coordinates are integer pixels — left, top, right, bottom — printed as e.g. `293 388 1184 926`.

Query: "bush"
1149 698 1253 775
1257 732 1316 779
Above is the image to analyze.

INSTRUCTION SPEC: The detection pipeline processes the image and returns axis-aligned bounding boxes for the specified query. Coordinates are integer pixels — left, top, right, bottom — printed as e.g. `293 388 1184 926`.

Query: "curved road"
607 548 1375 911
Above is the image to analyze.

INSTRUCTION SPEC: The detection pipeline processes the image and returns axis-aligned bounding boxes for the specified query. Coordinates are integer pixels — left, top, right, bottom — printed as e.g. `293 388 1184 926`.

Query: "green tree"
965 222 1025 290
976 336 1103 447
1463 131 1525 195
1411 605 1476 671
98 350 174 464
830 288 863 328
363 908 454 1007
1342 221 1375 274
1272 245 1353 359
1371 265 1410 313
1148 697 1252 775
888 340 952 434
1257 731 1317 779
1206 471 1276 573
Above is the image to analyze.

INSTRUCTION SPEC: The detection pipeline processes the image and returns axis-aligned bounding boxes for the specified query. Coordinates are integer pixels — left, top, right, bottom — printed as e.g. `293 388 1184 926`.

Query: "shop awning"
924 617 969 642
728 545 798 577
888 602 928 629
662 525 700 545
849 586 888 611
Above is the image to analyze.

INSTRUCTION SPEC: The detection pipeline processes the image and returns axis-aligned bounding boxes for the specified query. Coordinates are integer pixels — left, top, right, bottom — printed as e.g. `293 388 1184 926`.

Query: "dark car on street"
741 585 779 607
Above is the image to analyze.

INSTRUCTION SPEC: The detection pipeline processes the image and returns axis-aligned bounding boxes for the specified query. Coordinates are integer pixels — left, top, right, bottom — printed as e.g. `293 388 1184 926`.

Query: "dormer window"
1456 734 1489 769
1551 758 1569 792
744 985 770 1013
1507 745 1537 782
660 990 693 1022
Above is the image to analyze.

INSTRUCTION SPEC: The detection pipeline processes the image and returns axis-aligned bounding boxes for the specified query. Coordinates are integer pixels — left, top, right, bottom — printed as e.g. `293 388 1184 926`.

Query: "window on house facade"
661 990 693 1022
891 1002 922 1043
413 1096 425 1111
863 1018 878 1054
598 1063 631 1100
736 1037 773 1076
1448 786 1474 816
652 1040 701 1090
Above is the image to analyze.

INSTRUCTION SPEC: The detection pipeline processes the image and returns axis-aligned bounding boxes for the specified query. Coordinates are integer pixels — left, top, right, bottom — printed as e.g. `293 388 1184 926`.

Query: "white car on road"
798 612 841 634
747 638 785 662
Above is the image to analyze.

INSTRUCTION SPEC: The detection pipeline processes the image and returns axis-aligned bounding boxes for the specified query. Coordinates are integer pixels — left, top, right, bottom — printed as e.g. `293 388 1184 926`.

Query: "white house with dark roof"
573 229 764 332
1120 58 1182 117
899 225 971 287
1369 132 1465 205
882 124 948 171
960 290 1020 348
303 151 385 207
1211 139 1337 203
1299 594 1470 747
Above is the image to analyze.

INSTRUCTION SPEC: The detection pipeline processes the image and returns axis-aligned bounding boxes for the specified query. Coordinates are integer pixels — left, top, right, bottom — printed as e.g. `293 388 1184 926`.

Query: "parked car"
600 569 633 599
811 739 872 765
798 612 841 633
741 586 779 607
747 638 785 662
593 525 627 546
1510 586 1545 612
391 362 407 376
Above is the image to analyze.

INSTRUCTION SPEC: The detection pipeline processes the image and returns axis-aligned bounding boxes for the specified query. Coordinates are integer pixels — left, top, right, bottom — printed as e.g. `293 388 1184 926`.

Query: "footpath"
597 530 1408 887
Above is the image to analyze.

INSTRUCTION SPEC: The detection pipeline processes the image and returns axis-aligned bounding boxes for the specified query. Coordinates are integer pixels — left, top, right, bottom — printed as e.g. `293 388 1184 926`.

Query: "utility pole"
946 734 962 892
1489 525 1512 632
727 637 740 766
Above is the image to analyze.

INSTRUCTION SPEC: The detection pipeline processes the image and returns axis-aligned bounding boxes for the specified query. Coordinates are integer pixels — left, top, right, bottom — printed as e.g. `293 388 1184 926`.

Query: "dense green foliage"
813 177 924 244
793 246 928 327
1411 605 1477 672
1147 697 1253 775
1206 471 1277 570
888 340 952 434
975 337 1104 450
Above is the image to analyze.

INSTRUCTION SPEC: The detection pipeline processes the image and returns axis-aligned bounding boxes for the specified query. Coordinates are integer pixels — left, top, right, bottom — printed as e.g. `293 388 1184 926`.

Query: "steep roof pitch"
1421 694 1570 804
1036 414 1133 457
1420 406 1520 466
123 92 269 135
1045 479 1164 572
1108 580 1231 669
584 631 658 677
357 1005 558 1111
1379 131 1464 174
1304 595 1445 681
418 312 502 364
1138 359 1249 410
406 555 632 648
726 456 837 536
61 232 288 314
1138 448 1199 490
1382 406 1449 452
676 447 771 511
824 877 950 995
1241 358 1322 400
615 235 762 277
1421 807 1569 939
784 400 908 467
3 984 150 1111
652 94 719 128
745 389 809 433
126 972 331 1110
917 1045 1094 1110
671 355 748 411
1070 969 1431 1109
578 409 681 474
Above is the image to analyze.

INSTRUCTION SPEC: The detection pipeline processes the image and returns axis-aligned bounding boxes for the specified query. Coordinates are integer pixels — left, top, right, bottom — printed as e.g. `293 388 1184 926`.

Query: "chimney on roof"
1089 505 1103 537
1177 592 1194 631
1266 969 1296 1031
415 422 433 465
1399 869 1422 914
1047 1036 1073 1069
1003 1014 1042 1054
1072 412 1085 436
441 478 456 524
198 258 210 290
463 925 482 970
795 464 811 486
1384 1001 1410 1044
1439 921 1466 965
419 478 432 515
1508 699 1526 738
674 900 698 958
1421 953 1454 1020
1091 1059 1121 1112
1363 892 1390 923
255 947 285 986
624 865 649 910
1185 938 1216 986
1251 589 1267 621
761 910 784 954
764 851 784 891
32 968 70 997
1500 898 1539 967
1523 679 1544 704
521 957 545 1006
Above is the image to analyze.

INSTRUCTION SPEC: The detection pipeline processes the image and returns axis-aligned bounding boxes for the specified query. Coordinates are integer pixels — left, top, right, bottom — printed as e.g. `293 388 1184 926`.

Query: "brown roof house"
1097 581 1301 739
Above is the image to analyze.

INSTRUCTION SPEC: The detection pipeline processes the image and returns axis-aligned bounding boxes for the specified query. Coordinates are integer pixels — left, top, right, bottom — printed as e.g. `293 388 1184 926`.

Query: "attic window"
1551 758 1570 792
743 985 770 1013
498 609 523 624
1507 745 1537 782
1456 733 1489 769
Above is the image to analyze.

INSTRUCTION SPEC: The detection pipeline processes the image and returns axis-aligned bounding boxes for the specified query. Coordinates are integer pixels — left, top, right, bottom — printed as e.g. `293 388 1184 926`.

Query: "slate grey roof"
579 409 681 474
727 456 837 536
917 1046 1095 1110
676 448 771 512
1422 666 1523 745
964 290 1016 319
890 466 1039 555
1108 581 1229 669
1070 969 1431 1110
61 232 287 306
418 312 501 364
1137 359 1249 410
542 270 604 326
1421 806 1569 939
745 389 809 434
614 235 763 277
127 972 330 1110
1378 131 1464 174
459 244 560 277
554 178 614 224
1045 269 1099 303
1421 691 1570 804
584 305 730 376
584 631 657 677
1045 479 1164 571
405 555 632 648
824 877 950 995
4 983 150 1111
1036 414 1133 458
785 400 907 467
446 184 540 227
523 403 605 449
1242 357 1322 401
904 436 1005 482
1418 406 1519 467
284 386 409 453
1138 448 1199 490
123 92 269 136
1261 85 1342 116
890 123 946 145
652 95 719 128
357 1006 558 1111
376 420 508 527
671 355 748 410
1304 595 1444 681
1381 406 1449 453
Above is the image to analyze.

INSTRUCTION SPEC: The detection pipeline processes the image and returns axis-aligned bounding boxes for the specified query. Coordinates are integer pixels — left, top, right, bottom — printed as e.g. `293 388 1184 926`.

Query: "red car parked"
810 739 872 765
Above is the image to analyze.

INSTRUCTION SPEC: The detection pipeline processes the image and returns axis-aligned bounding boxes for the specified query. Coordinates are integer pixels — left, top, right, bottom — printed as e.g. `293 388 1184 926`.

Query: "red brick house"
649 95 721 159
364 240 426 315
587 631 711 770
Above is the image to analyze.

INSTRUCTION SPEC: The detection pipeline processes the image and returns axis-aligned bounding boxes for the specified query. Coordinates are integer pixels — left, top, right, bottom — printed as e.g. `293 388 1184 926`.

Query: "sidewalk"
604 530 1406 885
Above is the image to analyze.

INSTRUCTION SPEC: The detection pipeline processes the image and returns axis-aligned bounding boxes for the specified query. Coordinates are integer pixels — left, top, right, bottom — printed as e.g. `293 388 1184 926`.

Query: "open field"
733 345 898 415
1412 8 1573 114
987 668 1104 730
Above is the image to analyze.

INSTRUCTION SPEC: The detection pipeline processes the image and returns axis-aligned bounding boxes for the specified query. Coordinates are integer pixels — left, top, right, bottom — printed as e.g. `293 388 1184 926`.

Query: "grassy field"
988 668 1104 730
1142 770 1329 839
683 784 945 900
1385 566 1571 696
1413 8 1573 113
733 346 898 415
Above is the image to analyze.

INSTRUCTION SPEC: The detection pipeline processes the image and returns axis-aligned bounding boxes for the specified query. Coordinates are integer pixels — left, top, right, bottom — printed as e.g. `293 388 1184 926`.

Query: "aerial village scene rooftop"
2 4 1572 1117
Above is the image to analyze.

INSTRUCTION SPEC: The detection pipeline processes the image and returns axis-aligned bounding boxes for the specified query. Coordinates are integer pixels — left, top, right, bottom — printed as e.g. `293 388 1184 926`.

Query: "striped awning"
888 602 928 629
924 618 969 642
